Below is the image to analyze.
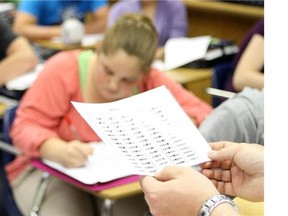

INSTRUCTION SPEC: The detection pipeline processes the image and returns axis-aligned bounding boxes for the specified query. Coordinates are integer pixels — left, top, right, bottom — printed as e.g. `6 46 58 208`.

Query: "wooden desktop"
94 181 142 216
74 180 142 216
32 39 96 51
166 67 212 105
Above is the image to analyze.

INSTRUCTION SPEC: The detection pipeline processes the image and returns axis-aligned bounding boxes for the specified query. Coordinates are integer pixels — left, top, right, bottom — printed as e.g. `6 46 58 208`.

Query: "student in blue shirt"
13 0 108 40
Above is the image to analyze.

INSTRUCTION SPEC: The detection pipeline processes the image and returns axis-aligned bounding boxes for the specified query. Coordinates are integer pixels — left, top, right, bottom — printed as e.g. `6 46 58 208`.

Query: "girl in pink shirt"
8 14 212 215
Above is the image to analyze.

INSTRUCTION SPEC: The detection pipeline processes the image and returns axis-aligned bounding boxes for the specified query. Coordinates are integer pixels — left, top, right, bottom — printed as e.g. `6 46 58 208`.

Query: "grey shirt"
199 87 264 145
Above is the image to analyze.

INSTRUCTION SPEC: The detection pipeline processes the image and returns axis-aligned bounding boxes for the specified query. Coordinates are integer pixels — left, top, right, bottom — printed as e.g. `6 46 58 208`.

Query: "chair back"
0 104 22 216
211 62 234 107
1 105 18 165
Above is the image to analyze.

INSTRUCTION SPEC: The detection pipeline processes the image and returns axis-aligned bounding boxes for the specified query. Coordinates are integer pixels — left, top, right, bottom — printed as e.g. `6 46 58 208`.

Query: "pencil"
65 115 80 140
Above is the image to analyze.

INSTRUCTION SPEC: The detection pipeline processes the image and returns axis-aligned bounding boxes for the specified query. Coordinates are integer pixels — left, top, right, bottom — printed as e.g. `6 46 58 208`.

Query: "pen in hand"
65 115 80 140
64 115 93 167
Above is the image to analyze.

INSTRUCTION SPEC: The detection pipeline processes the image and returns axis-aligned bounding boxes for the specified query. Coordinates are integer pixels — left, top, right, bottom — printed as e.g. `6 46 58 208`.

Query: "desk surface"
165 67 212 104
0 103 7 116
95 181 142 200
32 39 96 51
165 67 211 84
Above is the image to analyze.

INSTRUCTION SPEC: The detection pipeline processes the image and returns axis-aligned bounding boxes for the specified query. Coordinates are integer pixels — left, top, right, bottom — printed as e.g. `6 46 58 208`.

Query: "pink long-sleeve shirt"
7 50 212 182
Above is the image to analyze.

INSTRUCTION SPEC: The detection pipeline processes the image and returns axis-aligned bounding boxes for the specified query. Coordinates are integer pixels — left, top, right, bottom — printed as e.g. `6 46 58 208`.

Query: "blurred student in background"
107 0 188 59
0 19 38 86
199 87 264 145
12 0 108 40
140 141 264 216
7 14 211 215
231 18 264 92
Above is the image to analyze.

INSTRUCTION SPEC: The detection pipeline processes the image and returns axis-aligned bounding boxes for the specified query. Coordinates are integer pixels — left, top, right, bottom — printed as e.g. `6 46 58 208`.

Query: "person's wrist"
211 202 239 216
198 194 238 216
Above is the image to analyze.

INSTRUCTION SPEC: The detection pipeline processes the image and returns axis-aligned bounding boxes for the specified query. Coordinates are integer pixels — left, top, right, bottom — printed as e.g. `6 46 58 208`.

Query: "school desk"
166 67 212 105
32 39 96 51
0 103 6 117
31 159 142 216
93 181 142 216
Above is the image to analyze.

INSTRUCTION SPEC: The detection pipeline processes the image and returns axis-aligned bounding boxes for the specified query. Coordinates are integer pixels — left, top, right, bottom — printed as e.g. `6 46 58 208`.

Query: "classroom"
0 0 266 216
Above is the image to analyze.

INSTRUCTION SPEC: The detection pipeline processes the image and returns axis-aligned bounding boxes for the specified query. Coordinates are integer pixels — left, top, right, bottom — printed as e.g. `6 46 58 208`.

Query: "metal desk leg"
101 198 115 216
29 172 51 216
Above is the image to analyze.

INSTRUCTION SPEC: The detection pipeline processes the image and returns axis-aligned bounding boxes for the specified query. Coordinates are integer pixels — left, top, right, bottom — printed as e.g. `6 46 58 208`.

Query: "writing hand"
61 140 93 168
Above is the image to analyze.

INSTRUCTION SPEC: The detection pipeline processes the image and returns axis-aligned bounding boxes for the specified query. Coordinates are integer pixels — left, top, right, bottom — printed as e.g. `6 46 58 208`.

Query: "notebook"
37 142 137 185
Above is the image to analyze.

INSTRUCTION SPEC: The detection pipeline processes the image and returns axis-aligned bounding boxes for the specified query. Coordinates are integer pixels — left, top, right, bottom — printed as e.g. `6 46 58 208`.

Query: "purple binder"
31 159 140 191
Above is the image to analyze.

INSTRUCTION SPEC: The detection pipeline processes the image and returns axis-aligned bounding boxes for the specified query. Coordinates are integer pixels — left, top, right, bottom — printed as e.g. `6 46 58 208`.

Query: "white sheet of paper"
81 34 104 46
5 63 44 91
0 3 15 12
42 142 135 185
164 36 211 71
72 86 211 176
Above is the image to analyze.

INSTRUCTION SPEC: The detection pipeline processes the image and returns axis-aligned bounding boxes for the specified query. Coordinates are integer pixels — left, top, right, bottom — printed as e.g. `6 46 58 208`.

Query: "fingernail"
208 150 217 156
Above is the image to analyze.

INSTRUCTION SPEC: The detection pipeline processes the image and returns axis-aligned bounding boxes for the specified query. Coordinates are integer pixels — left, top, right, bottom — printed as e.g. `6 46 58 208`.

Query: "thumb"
140 175 159 191
155 166 193 181
208 145 241 162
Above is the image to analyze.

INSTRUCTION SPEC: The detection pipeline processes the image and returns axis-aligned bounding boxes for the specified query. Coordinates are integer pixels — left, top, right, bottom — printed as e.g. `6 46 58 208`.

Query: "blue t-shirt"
18 0 107 25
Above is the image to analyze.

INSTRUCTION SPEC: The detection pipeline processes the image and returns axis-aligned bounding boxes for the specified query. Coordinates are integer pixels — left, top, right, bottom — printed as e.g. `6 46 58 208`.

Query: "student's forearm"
14 25 61 40
39 138 68 163
0 50 38 85
233 70 264 91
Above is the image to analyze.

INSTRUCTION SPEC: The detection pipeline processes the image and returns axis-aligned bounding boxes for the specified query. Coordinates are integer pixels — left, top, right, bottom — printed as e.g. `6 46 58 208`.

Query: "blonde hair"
100 14 158 72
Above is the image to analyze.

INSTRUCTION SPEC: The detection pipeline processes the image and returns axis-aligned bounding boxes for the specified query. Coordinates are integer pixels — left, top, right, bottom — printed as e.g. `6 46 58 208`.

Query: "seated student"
140 141 264 216
107 0 188 59
7 14 212 215
0 19 38 86
12 0 108 40
199 87 264 145
230 18 264 92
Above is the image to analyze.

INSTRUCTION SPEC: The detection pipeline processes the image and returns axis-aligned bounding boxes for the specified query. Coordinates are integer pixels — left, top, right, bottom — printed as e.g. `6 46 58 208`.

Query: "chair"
0 105 51 216
208 61 236 107
0 104 22 216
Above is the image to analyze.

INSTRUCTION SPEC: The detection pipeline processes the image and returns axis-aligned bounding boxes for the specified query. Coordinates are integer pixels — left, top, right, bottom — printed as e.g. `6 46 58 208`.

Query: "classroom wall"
183 1 264 45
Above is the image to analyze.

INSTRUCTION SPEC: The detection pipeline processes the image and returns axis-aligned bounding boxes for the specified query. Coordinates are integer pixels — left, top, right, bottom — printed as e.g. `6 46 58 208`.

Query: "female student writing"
7 14 212 215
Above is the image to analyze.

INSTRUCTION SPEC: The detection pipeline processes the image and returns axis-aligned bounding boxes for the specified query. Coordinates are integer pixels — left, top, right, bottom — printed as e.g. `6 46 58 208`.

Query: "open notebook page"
72 86 211 176
42 142 136 185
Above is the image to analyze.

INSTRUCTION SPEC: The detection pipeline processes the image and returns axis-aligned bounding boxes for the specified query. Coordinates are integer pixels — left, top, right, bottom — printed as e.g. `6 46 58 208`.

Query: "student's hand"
201 141 264 202
154 47 164 60
61 140 93 168
140 166 219 216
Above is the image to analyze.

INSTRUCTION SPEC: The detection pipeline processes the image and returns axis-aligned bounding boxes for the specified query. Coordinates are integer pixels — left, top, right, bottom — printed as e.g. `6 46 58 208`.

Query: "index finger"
209 141 237 151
